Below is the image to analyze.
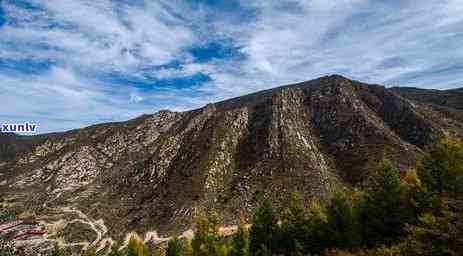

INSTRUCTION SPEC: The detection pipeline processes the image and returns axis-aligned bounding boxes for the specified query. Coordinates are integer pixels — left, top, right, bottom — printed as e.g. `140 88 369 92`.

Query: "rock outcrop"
1 75 462 241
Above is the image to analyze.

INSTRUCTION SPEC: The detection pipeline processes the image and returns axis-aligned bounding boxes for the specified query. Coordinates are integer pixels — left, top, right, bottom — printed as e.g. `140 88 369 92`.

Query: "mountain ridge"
1 75 462 247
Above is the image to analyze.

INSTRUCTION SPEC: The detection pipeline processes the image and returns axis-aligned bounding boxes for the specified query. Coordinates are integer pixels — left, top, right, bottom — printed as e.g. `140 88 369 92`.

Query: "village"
0 219 45 241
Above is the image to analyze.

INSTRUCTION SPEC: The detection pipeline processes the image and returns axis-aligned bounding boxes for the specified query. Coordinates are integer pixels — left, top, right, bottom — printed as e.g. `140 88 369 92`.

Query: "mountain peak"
1 77 462 246
326 73 350 80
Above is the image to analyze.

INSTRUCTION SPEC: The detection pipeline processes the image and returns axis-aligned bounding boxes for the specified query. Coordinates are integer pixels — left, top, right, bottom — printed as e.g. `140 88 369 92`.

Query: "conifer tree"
230 218 249 256
304 200 329 254
358 160 406 247
325 192 360 250
127 235 152 256
182 240 194 256
400 169 439 222
418 138 463 198
191 212 224 256
108 246 125 256
401 210 463 256
167 236 183 256
279 193 308 254
249 199 279 256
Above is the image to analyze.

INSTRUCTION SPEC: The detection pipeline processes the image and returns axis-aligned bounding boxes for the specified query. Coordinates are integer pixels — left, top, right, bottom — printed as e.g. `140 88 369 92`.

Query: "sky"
1 0 463 133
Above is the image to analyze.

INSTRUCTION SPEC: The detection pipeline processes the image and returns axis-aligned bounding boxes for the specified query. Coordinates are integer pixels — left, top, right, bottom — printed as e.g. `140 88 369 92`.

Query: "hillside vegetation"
3 138 462 256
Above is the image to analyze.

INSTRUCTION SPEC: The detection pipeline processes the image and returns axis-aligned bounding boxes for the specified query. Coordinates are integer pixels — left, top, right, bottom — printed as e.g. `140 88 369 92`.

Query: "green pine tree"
230 218 249 256
304 200 329 254
108 246 125 256
126 236 152 256
167 236 183 256
401 209 463 256
279 193 308 255
400 169 438 222
358 160 407 247
325 192 361 249
249 199 279 256
418 138 463 198
191 212 224 256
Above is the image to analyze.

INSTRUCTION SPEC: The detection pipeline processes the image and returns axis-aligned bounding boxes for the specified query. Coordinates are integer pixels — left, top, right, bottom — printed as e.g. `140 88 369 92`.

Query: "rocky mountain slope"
1 75 462 246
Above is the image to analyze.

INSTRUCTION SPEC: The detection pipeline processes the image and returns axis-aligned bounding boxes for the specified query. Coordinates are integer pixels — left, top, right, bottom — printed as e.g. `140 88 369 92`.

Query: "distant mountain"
390 86 463 126
1 75 462 246
0 133 50 162
390 86 463 110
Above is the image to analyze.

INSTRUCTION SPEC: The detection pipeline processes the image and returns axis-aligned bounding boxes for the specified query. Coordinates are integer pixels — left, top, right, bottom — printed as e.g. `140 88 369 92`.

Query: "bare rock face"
1 75 462 242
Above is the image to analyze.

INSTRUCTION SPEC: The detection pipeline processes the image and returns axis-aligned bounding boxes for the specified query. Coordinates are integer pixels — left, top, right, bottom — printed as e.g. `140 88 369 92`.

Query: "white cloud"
1 0 195 75
0 66 153 132
224 0 463 88
1 0 463 133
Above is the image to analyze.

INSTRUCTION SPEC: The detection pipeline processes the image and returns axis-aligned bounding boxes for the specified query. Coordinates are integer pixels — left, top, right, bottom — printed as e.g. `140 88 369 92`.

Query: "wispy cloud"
1 0 462 133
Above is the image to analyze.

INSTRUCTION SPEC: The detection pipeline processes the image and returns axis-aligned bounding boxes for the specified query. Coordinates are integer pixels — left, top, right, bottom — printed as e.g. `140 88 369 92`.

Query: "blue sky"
1 0 463 133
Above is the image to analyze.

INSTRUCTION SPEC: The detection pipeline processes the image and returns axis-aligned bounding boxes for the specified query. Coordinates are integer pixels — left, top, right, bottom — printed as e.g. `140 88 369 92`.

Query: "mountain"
390 86 463 126
1 75 462 246
0 133 50 162
390 86 463 110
